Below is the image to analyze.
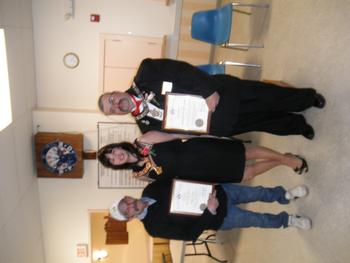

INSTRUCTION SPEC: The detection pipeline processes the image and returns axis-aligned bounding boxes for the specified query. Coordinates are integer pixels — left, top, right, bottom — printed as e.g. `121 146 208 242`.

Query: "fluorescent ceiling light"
0 28 12 131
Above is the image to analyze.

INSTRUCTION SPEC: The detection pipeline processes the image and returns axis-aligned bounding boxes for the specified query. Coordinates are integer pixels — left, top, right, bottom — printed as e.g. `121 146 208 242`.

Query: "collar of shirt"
131 96 163 121
130 95 145 116
137 197 156 220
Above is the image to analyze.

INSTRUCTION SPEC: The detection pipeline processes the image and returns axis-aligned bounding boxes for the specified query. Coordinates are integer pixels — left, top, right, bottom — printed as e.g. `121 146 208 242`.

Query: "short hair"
98 92 113 113
98 142 142 170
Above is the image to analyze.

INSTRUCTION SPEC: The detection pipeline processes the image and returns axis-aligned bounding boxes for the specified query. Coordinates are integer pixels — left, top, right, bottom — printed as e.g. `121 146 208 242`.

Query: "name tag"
147 102 164 121
161 81 173 95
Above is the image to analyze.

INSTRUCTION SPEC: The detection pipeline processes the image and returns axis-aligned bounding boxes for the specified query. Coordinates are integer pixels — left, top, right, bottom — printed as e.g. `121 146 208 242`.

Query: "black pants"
230 79 316 136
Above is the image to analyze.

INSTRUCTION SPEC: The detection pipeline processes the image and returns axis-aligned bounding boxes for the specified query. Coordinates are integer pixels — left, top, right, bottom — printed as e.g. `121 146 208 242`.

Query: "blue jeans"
219 184 289 230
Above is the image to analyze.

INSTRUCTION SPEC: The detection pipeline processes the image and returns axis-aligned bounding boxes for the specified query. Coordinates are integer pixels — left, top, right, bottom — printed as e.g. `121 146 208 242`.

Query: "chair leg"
219 60 261 68
221 42 264 50
227 3 269 50
231 3 270 8
232 3 270 16
185 233 228 263
234 8 252 15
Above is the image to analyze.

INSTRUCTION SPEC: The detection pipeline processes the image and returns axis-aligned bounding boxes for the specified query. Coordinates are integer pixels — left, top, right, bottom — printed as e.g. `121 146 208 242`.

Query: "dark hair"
98 142 143 170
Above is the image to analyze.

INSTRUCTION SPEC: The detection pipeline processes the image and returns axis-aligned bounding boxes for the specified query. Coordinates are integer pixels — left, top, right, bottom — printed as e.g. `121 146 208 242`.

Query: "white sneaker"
288 215 312 230
285 185 308 200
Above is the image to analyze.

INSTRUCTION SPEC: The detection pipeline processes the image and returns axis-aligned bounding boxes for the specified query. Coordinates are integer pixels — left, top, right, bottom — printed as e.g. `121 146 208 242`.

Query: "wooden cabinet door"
104 216 128 244
99 34 164 93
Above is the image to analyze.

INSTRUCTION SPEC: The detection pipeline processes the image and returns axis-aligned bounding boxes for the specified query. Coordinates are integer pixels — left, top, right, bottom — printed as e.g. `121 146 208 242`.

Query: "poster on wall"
98 122 148 188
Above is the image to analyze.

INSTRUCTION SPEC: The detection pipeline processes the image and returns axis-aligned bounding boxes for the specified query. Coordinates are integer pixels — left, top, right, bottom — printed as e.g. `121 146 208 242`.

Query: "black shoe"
314 93 326 108
294 155 309 175
302 124 315 140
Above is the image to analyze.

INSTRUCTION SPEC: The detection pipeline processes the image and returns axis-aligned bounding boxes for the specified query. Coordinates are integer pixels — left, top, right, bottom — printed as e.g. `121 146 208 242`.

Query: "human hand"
205 92 220 112
207 190 219 215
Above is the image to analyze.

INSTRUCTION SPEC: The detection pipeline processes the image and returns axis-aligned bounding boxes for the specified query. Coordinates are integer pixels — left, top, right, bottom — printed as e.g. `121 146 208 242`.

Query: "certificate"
163 93 211 134
169 179 214 216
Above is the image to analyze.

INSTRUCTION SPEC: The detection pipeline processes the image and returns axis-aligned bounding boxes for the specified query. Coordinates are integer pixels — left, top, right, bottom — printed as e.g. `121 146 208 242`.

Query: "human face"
119 196 145 219
105 147 133 166
102 92 134 115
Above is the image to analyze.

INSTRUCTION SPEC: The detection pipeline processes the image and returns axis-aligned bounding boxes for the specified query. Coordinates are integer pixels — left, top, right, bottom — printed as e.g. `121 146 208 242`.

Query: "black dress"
133 137 245 183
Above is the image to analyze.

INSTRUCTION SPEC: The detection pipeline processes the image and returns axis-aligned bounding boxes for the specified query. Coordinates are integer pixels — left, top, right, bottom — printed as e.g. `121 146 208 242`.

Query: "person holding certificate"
109 179 311 241
98 58 325 139
98 130 308 183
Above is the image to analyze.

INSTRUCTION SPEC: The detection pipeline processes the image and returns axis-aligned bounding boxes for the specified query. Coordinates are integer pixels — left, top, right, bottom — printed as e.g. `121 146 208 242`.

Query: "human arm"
146 209 218 241
138 130 197 144
205 91 220 112
142 180 220 241
207 190 219 215
145 188 220 241
137 58 218 99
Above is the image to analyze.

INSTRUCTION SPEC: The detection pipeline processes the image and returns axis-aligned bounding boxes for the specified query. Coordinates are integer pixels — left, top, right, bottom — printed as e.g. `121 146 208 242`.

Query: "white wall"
32 1 176 262
33 110 146 263
32 0 175 110
0 0 45 262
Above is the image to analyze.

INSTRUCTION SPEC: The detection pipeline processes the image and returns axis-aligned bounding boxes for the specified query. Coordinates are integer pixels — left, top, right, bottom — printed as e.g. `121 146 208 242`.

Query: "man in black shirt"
109 179 311 241
98 58 325 139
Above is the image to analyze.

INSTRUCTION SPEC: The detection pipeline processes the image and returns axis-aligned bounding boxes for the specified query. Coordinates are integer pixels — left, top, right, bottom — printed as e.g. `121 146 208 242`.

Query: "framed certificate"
169 179 214 216
162 93 211 134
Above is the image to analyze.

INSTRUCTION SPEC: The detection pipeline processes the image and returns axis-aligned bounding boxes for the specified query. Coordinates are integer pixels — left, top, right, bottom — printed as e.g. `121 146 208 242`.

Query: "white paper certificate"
169 179 214 216
163 93 211 134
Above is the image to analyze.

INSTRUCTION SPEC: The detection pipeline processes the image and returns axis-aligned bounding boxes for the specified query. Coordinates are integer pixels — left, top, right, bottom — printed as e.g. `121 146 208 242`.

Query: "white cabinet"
99 34 164 93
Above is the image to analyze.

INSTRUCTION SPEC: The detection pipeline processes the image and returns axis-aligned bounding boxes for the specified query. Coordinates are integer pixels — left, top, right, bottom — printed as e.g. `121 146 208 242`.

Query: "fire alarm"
90 14 100 22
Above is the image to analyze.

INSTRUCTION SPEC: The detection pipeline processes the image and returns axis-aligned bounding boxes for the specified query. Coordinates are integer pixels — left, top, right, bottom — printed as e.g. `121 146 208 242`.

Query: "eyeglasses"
105 92 120 114
108 92 118 106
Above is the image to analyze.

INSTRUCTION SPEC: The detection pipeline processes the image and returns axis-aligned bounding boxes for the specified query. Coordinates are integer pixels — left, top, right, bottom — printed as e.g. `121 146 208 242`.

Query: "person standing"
98 58 326 139
110 179 311 241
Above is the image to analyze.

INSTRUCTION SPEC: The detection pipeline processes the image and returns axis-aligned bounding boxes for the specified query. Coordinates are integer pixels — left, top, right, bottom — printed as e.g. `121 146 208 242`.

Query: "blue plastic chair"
198 60 261 75
197 64 226 75
191 2 269 50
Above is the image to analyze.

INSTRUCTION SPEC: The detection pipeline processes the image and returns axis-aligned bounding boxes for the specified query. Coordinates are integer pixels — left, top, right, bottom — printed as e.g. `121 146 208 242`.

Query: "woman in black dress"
98 131 308 183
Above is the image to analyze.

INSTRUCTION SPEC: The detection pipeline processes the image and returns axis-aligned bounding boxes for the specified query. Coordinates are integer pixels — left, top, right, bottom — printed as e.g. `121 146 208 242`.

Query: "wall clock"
35 132 84 178
63 52 79 68
41 140 78 174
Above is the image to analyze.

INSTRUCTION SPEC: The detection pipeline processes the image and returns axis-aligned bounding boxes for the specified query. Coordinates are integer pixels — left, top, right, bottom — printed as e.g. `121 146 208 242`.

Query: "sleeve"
149 209 217 241
138 58 218 99
136 118 162 134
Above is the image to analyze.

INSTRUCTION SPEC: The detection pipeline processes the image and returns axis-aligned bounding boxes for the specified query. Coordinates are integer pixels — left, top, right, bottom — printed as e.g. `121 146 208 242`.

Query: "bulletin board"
97 122 148 188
